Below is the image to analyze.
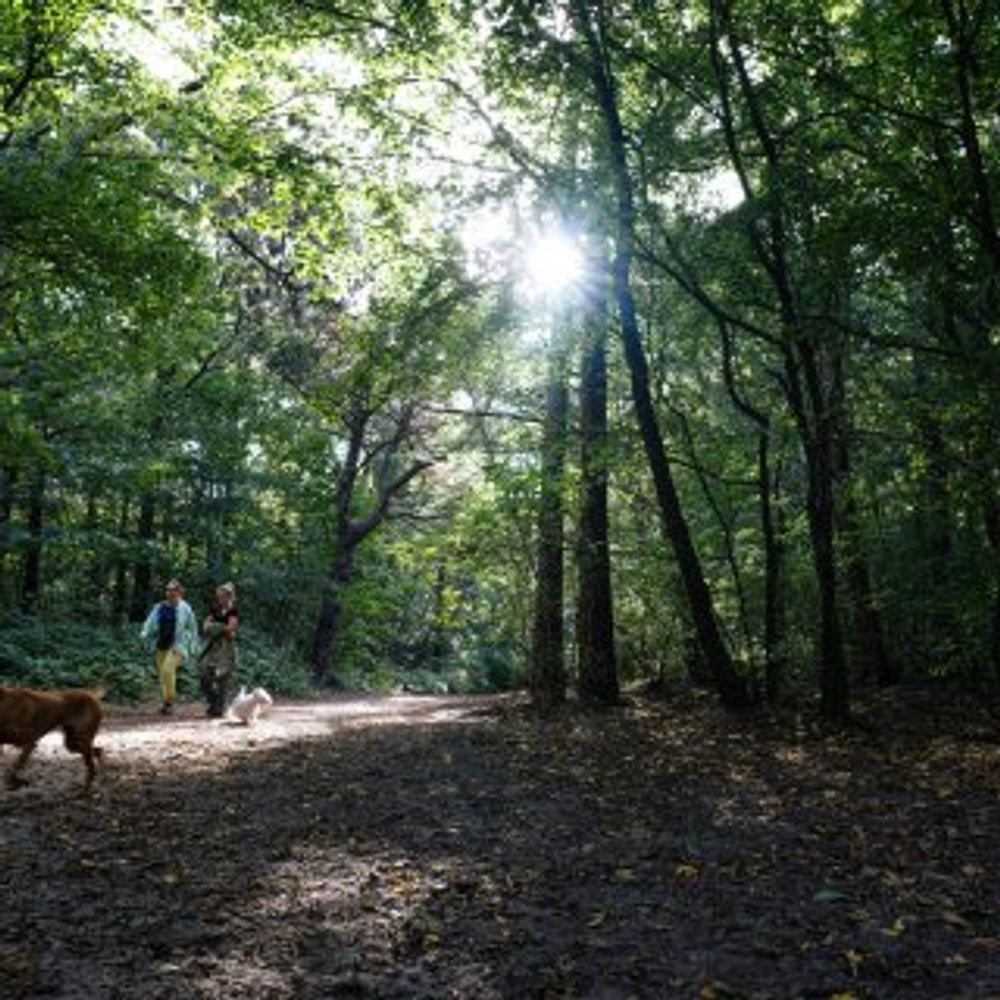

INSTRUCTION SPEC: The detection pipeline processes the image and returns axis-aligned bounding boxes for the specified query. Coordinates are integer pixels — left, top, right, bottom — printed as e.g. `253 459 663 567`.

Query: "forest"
1 2 1000 995
2 0 999 716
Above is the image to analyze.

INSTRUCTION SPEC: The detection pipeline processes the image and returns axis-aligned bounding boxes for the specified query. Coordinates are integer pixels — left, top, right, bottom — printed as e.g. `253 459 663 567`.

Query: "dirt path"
1 689 999 998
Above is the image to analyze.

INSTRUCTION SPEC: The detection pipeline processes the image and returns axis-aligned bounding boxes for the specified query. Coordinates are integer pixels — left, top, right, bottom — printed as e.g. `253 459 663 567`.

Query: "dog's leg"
81 747 101 792
7 743 36 789
64 724 102 792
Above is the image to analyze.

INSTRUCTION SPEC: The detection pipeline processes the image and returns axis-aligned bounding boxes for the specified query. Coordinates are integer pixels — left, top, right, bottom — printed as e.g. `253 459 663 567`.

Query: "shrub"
0 615 312 702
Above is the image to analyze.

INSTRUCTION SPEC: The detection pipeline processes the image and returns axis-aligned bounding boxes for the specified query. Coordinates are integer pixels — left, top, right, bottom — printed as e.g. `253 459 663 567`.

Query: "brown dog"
0 686 104 791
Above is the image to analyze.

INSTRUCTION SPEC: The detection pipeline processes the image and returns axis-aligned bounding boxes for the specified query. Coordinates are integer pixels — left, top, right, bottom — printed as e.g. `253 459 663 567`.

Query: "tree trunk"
311 535 356 686
428 562 450 664
576 304 619 706
719 320 786 702
913 343 960 664
309 401 432 685
311 411 364 686
803 418 850 722
20 470 44 614
112 492 131 624
983 494 1000 678
529 362 569 713
574 1 749 707
840 497 897 687
708 0 848 718
85 489 105 606
835 385 897 687
0 465 15 604
129 487 156 622
760 441 786 703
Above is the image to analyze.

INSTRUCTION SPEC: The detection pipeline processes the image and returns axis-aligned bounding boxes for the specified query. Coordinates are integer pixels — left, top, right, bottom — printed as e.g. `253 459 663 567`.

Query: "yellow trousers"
155 648 183 703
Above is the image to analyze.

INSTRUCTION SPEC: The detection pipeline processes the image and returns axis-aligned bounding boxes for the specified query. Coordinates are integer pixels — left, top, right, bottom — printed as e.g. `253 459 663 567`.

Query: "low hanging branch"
424 404 540 424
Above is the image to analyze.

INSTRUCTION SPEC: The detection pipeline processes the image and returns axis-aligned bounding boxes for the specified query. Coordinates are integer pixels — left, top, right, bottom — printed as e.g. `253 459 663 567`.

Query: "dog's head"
249 687 273 707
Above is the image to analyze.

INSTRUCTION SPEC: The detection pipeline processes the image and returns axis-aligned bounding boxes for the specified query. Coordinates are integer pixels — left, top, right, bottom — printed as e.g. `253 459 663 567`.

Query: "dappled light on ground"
1 689 999 997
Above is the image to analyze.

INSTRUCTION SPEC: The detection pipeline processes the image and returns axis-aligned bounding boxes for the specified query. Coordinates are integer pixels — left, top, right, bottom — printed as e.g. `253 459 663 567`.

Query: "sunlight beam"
523 230 584 298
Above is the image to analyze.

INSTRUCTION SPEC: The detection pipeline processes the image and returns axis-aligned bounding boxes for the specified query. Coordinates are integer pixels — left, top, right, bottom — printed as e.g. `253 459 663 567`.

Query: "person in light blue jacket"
140 578 200 714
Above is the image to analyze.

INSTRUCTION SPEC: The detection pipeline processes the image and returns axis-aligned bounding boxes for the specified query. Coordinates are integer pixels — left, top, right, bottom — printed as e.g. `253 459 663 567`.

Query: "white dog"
227 686 273 725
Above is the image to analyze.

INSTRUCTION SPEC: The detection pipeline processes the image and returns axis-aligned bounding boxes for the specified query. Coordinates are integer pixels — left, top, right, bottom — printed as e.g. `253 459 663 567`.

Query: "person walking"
140 579 200 714
199 582 240 718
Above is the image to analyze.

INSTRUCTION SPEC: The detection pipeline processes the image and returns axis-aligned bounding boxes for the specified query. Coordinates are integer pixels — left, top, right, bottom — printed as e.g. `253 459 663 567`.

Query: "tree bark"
803 408 850 721
129 487 156 622
529 359 569 713
20 470 44 614
576 303 619 706
759 441 786 703
983 493 1000 679
311 407 365 685
834 359 897 687
112 492 131 624
0 466 14 607
718 319 786 701
573 0 750 708
310 401 432 685
708 0 848 718
310 535 357 687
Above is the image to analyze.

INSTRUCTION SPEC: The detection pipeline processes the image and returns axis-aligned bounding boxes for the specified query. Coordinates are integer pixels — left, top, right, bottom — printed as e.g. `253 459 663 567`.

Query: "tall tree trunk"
983 494 1000 678
802 400 850 721
20 470 44 614
311 412 365 686
783 337 850 721
427 562 450 664
129 487 156 622
939 0 1000 284
530 360 569 713
204 476 234 585
0 465 17 606
760 442 786 703
913 333 959 664
85 489 105 606
112 492 131 624
574 0 749 708
839 487 897 686
834 356 897 687
310 402 432 685
673 406 753 661
708 0 847 717
311 535 357 687
719 320 786 701
576 302 619 706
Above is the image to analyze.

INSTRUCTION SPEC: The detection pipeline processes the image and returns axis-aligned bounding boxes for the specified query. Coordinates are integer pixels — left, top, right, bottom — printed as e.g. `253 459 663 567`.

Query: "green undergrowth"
0 614 311 703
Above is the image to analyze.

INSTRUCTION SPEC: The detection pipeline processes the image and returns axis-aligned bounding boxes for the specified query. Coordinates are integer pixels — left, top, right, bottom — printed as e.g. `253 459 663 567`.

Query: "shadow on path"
1 691 998 998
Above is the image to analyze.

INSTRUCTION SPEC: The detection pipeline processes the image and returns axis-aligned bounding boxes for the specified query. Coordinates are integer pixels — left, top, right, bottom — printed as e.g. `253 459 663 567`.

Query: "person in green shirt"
140 578 199 715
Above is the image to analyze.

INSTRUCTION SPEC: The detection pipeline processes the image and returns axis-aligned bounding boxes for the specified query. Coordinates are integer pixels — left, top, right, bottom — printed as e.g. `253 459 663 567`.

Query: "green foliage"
0 614 312 701
2 0 999 717
0 614 150 702
333 531 528 695
229 626 313 697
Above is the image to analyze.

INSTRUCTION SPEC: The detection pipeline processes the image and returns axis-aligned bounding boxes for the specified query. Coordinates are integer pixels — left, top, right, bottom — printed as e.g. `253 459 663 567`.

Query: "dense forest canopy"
1 0 998 717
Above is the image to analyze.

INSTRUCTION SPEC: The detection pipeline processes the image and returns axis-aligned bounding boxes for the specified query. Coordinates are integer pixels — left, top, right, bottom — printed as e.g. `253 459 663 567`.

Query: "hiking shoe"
160 702 174 716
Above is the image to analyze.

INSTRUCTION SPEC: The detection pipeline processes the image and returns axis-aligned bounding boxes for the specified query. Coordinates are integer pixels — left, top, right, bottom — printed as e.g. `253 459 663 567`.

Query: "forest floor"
1 684 999 999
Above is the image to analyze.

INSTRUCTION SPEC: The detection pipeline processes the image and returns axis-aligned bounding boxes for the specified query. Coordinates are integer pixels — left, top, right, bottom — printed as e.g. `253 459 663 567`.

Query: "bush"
0 615 313 703
230 626 312 697
0 613 150 701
